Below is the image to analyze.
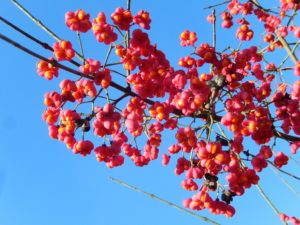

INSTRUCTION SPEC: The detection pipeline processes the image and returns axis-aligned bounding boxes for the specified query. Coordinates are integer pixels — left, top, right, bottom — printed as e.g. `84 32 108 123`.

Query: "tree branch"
256 184 288 225
1 31 300 143
110 177 220 225
250 0 298 64
275 31 299 65
0 16 82 67
10 0 85 62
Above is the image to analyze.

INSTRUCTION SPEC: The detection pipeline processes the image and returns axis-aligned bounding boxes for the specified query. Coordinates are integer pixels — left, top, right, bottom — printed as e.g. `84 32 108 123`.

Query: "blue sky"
0 1 299 225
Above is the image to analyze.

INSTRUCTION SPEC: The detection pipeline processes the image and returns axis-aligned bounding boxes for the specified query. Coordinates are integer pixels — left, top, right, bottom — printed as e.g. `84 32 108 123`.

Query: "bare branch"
203 0 230 10
256 184 288 225
110 177 221 225
10 0 85 62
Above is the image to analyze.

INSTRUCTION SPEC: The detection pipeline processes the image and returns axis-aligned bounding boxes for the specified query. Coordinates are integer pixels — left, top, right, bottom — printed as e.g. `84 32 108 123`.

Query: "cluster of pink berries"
34 1 300 220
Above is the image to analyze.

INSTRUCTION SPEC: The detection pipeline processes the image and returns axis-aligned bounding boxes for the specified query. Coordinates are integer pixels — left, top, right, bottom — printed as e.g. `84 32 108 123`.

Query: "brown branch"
0 32 152 103
0 16 82 67
1 16 126 69
0 31 220 119
274 130 300 143
1 31 300 143
0 32 89 78
0 16 53 51
249 0 279 14
127 0 131 11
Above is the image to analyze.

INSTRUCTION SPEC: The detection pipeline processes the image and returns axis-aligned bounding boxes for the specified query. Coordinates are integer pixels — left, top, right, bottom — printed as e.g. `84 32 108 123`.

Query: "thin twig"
277 41 300 69
77 32 85 63
286 7 298 27
10 0 84 62
112 93 129 106
104 62 123 67
249 0 298 64
289 156 300 167
275 31 299 65
255 184 288 225
103 44 114 67
0 16 53 51
239 157 288 225
249 0 278 14
109 177 220 225
10 0 61 41
203 0 230 10
212 9 216 49
242 151 300 181
126 0 131 77
267 160 300 181
0 32 90 79
210 8 216 73
0 16 82 67
110 69 127 77
270 166 300 198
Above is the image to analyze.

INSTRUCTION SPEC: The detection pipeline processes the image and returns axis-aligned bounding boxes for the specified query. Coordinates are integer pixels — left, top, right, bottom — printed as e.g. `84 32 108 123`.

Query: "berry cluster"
33 1 300 221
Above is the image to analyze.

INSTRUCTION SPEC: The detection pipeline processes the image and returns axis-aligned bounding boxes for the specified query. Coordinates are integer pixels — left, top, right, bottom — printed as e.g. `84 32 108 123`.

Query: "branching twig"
112 93 129 106
1 32 300 144
275 31 299 65
277 41 300 69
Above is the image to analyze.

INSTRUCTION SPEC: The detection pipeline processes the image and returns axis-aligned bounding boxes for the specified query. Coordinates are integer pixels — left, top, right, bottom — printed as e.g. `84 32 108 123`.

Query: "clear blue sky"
0 1 299 225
